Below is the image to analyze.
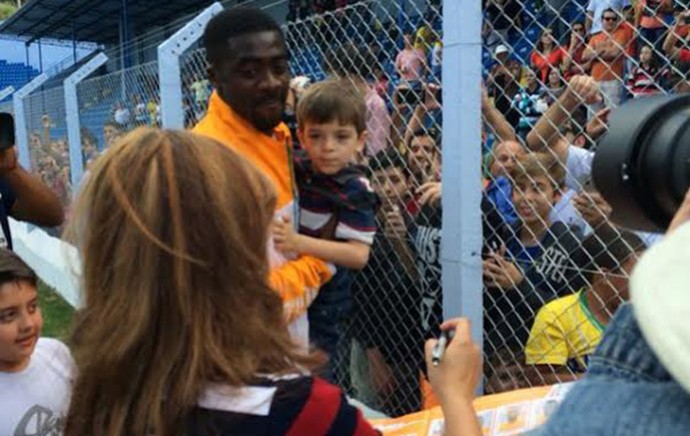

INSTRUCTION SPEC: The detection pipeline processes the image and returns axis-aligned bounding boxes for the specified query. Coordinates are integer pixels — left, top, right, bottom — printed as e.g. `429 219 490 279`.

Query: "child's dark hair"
0 249 37 288
297 79 367 134
580 225 645 274
203 7 283 66
367 148 407 177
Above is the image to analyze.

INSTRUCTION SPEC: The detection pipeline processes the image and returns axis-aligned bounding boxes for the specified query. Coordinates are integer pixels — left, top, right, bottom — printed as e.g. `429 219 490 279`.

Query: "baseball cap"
495 44 509 55
0 113 15 150
631 221 690 394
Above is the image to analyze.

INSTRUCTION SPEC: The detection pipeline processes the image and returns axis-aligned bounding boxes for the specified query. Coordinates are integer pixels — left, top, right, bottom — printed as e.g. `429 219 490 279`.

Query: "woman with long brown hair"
63 128 379 435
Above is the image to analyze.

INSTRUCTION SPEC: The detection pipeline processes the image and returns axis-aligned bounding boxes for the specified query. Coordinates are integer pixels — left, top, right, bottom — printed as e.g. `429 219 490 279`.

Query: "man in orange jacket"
194 7 333 342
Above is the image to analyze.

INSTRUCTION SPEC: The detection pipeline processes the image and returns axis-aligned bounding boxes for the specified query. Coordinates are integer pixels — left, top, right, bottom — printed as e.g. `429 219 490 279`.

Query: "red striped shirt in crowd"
627 64 667 98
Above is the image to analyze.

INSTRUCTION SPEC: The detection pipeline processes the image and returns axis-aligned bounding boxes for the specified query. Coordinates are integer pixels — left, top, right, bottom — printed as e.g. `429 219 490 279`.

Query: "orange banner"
370 383 575 435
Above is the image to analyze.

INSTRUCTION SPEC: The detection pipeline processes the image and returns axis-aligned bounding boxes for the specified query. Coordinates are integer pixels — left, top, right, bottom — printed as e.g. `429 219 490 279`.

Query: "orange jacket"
194 92 333 333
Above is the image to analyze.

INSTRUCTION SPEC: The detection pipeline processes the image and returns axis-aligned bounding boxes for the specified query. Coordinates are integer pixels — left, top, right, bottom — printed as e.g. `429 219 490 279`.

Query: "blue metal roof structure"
0 0 217 44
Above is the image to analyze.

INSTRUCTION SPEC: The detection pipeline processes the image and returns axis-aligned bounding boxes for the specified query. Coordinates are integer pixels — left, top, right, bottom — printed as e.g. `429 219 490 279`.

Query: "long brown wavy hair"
64 128 317 435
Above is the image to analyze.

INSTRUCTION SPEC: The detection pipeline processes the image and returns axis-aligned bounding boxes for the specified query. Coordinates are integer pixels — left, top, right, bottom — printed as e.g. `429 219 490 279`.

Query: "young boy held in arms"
273 80 378 380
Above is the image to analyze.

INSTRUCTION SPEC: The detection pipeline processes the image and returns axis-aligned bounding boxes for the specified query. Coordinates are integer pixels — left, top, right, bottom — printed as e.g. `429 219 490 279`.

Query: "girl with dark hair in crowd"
542 67 567 106
63 128 380 436
530 28 567 83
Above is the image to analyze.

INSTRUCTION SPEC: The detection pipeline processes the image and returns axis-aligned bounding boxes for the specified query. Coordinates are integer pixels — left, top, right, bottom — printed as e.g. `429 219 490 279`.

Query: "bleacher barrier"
8 0 662 421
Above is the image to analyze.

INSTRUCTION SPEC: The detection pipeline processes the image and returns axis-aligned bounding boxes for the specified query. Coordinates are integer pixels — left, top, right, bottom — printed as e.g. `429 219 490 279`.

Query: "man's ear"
357 130 369 153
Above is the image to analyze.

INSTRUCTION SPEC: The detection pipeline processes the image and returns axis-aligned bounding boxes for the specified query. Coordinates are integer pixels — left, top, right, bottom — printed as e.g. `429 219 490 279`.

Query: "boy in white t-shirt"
0 249 73 434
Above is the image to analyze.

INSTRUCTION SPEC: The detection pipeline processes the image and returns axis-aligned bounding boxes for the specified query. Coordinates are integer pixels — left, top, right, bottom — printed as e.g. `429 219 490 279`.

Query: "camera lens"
593 94 690 232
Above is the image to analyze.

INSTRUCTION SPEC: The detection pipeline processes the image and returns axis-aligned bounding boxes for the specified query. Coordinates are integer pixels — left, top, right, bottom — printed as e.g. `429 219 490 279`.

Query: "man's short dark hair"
0 249 37 288
367 148 407 176
203 7 283 65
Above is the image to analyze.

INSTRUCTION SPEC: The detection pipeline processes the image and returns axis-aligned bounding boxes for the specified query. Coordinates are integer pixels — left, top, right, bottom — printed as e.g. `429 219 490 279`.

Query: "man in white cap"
534 189 690 435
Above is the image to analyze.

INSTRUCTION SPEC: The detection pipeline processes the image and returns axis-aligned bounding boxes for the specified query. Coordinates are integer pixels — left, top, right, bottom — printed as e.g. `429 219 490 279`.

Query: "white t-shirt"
0 338 74 435
114 108 131 125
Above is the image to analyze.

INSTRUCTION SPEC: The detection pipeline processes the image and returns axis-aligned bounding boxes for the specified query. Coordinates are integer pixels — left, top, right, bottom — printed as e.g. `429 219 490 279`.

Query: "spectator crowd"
9 0 690 434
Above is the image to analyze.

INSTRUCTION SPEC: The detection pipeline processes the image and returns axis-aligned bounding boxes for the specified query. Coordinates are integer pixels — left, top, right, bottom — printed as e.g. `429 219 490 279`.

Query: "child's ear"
297 129 305 147
357 130 369 152
552 187 563 205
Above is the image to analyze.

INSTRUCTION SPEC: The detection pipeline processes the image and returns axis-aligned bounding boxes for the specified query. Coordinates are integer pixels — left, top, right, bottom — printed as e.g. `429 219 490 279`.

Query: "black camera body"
593 94 690 232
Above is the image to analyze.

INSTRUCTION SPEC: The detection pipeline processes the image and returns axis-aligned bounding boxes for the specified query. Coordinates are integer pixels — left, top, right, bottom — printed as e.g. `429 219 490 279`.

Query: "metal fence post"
13 73 48 169
441 0 483 344
64 52 109 189
0 86 15 102
158 2 223 129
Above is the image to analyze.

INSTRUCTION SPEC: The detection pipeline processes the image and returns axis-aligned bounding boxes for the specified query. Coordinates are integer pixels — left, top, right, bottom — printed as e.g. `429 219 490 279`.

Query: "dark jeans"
308 269 353 383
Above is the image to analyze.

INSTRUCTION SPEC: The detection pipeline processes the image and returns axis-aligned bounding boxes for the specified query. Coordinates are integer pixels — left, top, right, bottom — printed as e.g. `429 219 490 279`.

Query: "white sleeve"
564 146 594 192
36 338 75 381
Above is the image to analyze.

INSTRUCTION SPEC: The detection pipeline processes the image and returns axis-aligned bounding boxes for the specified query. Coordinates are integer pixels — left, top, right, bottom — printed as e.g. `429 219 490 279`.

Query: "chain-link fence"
0 100 12 115
479 0 670 395
23 86 72 230
76 61 160 168
10 0 674 420
279 0 444 417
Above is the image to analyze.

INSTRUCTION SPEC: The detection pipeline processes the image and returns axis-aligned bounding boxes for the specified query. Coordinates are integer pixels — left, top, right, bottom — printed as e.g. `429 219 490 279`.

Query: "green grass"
38 281 75 340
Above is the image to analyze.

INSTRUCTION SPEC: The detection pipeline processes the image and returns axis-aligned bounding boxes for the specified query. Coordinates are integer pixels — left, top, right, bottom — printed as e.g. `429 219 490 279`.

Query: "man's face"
490 141 523 177
0 280 42 372
602 11 619 32
408 134 437 176
208 30 290 134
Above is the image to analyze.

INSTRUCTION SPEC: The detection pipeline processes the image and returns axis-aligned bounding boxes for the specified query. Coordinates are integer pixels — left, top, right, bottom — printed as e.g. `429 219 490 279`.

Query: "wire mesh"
480 0 664 395
280 0 444 416
76 61 160 168
0 100 12 116
23 86 71 234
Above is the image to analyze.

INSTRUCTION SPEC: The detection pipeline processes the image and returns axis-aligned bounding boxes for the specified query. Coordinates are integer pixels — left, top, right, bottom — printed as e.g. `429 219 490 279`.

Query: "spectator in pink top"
324 43 392 158
396 33 427 82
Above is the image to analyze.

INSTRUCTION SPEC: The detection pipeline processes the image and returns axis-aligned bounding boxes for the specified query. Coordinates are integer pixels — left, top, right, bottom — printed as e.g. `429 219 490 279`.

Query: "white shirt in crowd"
0 338 74 435
114 107 131 126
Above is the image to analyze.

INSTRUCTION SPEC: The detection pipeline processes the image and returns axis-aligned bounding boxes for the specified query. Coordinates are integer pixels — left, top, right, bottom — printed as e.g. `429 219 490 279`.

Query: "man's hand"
483 249 524 289
564 75 602 106
382 204 408 239
367 347 396 398
417 182 442 207
573 190 612 228
272 216 302 254
424 83 441 111
425 318 482 403
0 147 19 176
585 107 611 140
